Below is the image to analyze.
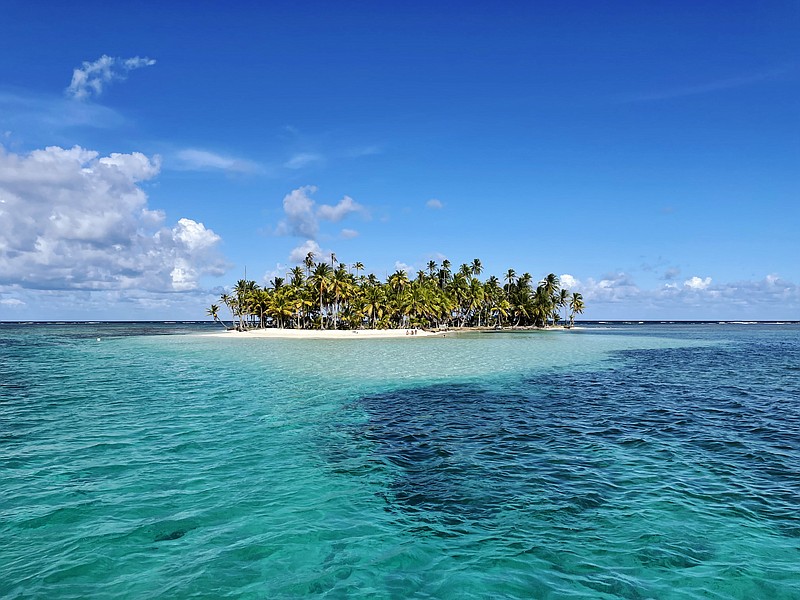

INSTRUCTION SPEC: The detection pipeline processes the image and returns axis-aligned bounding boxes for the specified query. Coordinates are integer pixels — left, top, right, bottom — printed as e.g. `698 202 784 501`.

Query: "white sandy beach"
196 326 577 339
197 327 446 339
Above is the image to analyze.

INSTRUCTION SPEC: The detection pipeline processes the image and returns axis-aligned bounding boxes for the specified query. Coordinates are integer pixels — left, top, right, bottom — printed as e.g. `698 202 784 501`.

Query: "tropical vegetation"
211 254 585 331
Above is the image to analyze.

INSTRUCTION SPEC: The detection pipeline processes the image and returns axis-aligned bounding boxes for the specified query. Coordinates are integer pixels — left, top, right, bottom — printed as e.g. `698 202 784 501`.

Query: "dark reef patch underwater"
335 330 800 597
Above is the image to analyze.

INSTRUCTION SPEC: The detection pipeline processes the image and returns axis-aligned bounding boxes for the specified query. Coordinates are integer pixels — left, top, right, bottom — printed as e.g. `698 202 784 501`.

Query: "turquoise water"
1 323 798 599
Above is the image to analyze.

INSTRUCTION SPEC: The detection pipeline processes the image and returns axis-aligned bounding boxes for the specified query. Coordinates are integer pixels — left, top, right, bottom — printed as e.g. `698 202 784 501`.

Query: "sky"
0 1 798 321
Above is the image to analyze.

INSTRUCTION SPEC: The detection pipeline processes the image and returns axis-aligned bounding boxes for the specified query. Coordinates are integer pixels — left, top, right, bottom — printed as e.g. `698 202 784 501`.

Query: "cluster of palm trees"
207 253 585 331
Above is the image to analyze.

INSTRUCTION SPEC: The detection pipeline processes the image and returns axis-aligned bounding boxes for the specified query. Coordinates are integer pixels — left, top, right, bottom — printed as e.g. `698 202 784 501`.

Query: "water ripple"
1 323 798 598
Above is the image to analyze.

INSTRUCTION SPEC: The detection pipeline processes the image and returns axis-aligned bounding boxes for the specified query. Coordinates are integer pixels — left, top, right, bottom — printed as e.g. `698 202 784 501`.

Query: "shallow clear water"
1 323 798 599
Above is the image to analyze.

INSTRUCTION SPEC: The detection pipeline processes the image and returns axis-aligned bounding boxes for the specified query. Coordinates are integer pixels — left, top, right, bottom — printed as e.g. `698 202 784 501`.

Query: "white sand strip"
196 328 446 339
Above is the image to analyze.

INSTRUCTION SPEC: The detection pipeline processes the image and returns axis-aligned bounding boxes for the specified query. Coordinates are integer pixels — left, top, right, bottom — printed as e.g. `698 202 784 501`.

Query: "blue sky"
1 1 798 320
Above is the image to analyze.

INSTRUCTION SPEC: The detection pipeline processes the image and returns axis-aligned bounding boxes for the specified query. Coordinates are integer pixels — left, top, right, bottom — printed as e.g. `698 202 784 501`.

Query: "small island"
207 254 584 335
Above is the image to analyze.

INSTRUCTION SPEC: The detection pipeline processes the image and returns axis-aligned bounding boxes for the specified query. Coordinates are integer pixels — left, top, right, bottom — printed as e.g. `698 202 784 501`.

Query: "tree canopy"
213 257 585 331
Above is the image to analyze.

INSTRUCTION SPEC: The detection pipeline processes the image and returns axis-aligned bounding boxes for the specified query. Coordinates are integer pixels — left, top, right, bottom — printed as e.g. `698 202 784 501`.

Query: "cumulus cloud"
340 228 359 239
0 145 226 292
560 274 578 289
175 149 261 174
277 186 319 238
684 276 712 290
426 198 443 210
288 239 333 264
66 55 156 100
275 186 365 239
581 272 641 304
317 195 363 222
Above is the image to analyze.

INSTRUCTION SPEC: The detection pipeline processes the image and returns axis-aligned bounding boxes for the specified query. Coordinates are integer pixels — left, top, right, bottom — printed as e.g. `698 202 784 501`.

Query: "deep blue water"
1 323 798 598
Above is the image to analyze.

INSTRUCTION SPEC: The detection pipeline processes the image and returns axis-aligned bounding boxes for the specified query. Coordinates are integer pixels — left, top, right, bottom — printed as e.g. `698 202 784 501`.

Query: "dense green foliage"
208 254 585 330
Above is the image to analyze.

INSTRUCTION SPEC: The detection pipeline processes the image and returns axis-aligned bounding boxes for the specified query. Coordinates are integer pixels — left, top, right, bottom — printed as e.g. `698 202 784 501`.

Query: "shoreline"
195 325 574 339
196 327 445 339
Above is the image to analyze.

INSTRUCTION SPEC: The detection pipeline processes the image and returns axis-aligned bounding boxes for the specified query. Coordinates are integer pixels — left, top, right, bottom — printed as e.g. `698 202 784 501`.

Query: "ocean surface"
1 322 798 599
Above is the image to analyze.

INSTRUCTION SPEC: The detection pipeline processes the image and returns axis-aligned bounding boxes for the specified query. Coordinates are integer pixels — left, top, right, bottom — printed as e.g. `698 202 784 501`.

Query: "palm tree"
504 269 517 298
469 277 485 326
441 259 452 281
483 276 504 327
363 285 386 328
427 260 438 278
388 270 409 295
471 258 483 278
220 293 235 328
540 273 560 299
532 285 551 327
558 288 569 326
538 274 560 326
304 252 315 277
569 292 585 327
352 261 364 279
401 281 433 326
271 289 294 328
309 262 332 328
329 265 352 329
233 279 259 329
289 266 305 287
206 304 227 329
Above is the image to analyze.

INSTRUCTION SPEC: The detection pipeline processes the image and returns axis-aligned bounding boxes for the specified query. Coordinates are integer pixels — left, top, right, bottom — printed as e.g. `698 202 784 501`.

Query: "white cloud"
570 271 799 319
394 261 412 274
277 186 319 238
66 55 156 100
340 228 359 239
275 186 365 239
283 152 323 169
572 272 641 305
426 198 443 210
0 145 226 292
262 263 288 285
0 297 24 306
288 239 334 264
317 195 364 222
175 149 260 174
684 276 712 290
560 273 578 289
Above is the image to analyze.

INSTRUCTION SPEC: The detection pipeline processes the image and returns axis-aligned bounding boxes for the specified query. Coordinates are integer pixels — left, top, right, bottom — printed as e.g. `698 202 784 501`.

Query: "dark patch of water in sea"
337 336 800 541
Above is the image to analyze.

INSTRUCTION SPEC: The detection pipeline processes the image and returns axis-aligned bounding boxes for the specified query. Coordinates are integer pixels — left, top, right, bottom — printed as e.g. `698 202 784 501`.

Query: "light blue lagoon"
1 323 798 599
